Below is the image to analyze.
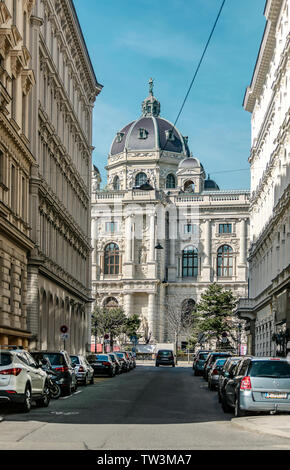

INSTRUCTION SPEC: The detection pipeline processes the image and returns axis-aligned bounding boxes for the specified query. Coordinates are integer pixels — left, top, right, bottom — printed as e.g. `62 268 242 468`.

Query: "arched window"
113 175 120 190
104 243 120 275
217 245 233 277
166 173 176 189
135 172 147 187
184 180 195 192
104 297 118 308
182 246 198 277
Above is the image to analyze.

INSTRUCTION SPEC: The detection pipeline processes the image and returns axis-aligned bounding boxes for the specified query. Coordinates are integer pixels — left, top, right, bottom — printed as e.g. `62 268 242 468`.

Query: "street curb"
231 418 290 441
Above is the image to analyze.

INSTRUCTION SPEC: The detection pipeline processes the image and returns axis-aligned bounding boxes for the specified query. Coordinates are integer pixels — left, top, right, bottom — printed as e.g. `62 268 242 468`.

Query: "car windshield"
249 360 290 378
70 356 80 365
116 353 124 358
0 353 12 366
43 353 65 366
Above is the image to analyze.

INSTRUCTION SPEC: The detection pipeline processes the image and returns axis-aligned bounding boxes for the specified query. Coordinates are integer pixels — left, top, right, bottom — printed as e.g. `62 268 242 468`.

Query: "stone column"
148 293 156 341
148 214 156 262
124 215 133 262
158 285 166 341
124 293 133 317
202 219 211 281
239 219 247 265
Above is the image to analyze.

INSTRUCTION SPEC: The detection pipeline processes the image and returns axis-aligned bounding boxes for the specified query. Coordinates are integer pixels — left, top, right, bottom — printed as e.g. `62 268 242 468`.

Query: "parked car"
115 352 130 372
155 349 175 367
128 351 136 368
203 351 232 381
0 347 50 412
70 355 94 385
193 350 211 376
221 356 290 417
87 354 116 377
207 358 228 391
108 353 122 375
122 351 134 370
218 356 246 403
39 350 77 396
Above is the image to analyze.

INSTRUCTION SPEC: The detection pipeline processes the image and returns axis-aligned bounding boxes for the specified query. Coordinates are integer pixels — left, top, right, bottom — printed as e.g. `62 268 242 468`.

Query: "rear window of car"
96 355 108 361
0 353 12 366
198 353 208 361
109 355 116 361
249 360 290 378
43 353 66 366
70 356 80 365
157 350 173 356
215 359 227 366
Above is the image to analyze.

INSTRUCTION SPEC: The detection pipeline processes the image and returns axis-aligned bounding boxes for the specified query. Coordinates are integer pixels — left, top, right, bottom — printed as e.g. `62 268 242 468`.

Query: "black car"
87 354 116 377
203 351 232 381
155 349 175 367
32 350 77 396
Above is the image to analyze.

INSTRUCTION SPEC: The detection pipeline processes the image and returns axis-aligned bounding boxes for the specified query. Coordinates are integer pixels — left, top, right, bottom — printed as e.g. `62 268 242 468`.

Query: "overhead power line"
161 0 226 155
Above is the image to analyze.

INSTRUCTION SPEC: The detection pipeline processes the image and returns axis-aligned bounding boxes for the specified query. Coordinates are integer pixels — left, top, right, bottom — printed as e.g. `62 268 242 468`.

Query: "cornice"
243 0 284 113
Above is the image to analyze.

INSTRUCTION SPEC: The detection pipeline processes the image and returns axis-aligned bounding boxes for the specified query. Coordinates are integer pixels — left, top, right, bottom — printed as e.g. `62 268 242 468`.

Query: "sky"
73 0 266 190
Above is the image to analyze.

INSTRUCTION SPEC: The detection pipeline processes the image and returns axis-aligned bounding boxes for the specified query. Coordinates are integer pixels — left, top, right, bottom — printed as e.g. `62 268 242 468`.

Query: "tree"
91 305 127 352
192 283 237 349
122 314 141 339
166 298 195 363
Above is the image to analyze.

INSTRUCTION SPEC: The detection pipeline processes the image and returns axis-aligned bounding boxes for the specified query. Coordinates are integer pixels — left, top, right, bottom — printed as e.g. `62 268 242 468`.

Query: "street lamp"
237 323 242 355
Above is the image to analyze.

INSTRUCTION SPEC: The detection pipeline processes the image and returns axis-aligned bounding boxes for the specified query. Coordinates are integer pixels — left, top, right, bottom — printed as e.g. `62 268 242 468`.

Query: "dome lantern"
141 78 160 117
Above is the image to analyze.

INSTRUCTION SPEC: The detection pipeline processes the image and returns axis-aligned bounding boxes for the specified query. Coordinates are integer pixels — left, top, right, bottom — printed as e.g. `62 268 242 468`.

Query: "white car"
0 348 50 412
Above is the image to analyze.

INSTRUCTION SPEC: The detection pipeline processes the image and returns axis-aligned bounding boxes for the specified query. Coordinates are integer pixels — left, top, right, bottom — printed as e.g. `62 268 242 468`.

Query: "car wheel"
172 364 175 367
19 385 32 413
234 395 247 417
36 382 50 408
90 374 94 384
83 375 88 386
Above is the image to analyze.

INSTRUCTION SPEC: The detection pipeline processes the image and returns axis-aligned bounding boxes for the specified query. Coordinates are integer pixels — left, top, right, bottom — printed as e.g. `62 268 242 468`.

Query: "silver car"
223 356 290 417
70 355 94 386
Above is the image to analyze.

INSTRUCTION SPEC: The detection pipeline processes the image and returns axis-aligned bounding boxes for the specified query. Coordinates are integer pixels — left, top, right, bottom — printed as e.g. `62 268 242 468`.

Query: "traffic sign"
61 333 69 340
60 325 68 334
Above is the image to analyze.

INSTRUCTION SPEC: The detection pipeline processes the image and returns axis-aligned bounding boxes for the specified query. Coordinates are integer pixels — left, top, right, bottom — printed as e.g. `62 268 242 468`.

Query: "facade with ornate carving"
0 0 102 352
0 0 36 348
237 0 290 357
91 84 250 347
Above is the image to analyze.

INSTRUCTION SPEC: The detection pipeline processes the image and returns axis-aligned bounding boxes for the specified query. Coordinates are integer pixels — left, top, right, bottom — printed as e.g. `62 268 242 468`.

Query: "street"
1 362 290 450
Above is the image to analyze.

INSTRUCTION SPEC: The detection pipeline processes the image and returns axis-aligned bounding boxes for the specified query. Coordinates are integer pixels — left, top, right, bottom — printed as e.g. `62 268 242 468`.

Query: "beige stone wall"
0 0 36 347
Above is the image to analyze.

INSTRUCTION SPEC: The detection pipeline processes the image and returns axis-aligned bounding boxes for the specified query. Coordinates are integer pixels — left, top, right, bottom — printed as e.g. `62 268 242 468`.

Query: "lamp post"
237 322 242 355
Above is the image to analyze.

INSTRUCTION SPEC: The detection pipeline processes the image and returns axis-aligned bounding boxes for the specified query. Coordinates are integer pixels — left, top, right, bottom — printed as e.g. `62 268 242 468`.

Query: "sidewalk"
231 415 290 440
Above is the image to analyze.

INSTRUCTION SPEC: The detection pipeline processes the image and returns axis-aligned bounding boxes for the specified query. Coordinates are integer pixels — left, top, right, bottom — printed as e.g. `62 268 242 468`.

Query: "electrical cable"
160 0 226 157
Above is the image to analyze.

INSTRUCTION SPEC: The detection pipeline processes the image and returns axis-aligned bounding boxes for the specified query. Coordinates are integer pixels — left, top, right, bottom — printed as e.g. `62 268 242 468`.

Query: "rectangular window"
11 164 17 212
219 223 232 234
0 150 4 184
184 224 198 235
105 221 118 232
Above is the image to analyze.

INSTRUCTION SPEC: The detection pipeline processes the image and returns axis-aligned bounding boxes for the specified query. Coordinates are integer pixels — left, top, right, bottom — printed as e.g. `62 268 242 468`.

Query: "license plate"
264 393 287 399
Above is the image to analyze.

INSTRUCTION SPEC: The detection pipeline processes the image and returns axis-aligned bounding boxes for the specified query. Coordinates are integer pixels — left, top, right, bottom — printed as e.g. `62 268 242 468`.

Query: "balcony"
235 298 256 321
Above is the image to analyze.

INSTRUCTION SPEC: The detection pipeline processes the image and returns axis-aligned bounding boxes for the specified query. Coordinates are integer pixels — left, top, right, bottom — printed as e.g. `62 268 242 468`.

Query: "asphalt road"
1 362 290 450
